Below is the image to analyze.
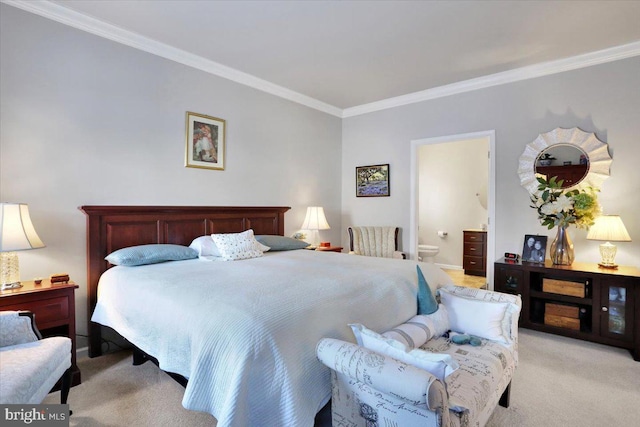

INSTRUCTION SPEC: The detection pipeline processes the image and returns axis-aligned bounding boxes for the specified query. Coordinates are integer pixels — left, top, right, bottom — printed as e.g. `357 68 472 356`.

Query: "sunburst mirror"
518 127 612 194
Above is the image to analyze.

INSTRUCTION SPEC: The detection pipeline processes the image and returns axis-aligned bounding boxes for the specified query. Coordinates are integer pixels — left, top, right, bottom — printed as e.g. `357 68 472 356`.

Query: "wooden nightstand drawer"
12 296 70 328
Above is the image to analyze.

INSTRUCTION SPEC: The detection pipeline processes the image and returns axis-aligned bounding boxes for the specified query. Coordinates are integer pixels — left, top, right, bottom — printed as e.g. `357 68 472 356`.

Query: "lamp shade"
300 206 330 230
0 203 46 251
586 215 631 242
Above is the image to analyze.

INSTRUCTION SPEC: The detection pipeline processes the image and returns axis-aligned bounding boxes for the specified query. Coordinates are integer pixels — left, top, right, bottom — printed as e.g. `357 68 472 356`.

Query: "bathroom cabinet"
463 230 487 276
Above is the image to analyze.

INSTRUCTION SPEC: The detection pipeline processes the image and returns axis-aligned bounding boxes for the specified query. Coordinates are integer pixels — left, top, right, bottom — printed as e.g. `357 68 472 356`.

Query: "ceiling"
12 0 640 114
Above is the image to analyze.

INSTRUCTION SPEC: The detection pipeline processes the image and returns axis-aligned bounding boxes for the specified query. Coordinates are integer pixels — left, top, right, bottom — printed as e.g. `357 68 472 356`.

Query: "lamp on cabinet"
0 203 46 289
586 215 631 269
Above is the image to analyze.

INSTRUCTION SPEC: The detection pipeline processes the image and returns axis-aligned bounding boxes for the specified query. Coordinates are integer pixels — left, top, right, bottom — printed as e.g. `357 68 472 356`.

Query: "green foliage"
530 176 600 230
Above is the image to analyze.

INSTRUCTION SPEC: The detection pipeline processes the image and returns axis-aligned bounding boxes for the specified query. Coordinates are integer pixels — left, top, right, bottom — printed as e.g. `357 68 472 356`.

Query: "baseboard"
438 263 463 270
77 346 89 359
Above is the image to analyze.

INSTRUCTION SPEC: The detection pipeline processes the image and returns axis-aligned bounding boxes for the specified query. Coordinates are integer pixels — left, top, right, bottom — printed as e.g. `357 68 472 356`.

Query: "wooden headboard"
79 205 290 357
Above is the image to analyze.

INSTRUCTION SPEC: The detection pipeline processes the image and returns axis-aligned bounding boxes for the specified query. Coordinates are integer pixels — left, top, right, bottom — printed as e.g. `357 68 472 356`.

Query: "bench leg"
60 368 72 405
499 381 511 408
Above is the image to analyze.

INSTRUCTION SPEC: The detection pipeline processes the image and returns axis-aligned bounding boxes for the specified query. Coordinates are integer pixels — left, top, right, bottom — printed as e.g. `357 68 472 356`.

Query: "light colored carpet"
45 329 640 426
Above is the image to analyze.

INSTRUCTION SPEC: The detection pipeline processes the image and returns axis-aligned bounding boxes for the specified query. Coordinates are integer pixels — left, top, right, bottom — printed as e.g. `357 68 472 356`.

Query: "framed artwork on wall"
185 111 225 170
356 164 390 197
522 234 547 263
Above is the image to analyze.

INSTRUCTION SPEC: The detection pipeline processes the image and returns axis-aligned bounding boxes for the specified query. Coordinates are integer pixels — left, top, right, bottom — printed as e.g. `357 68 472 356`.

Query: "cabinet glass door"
607 286 626 334
600 281 634 342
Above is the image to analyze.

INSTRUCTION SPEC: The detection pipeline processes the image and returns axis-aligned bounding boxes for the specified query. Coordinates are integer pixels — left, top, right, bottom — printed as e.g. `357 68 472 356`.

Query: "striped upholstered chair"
347 226 406 259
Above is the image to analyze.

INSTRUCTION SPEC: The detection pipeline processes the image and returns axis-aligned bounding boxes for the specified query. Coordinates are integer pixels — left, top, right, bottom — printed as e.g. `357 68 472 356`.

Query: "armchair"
0 311 72 405
348 226 406 259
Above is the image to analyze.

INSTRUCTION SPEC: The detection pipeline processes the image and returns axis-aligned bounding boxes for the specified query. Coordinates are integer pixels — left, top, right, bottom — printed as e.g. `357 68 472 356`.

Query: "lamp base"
1 251 22 290
598 262 618 269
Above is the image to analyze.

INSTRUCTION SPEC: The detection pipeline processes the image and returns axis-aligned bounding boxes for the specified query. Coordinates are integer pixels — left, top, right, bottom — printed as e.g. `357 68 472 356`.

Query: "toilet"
418 244 439 263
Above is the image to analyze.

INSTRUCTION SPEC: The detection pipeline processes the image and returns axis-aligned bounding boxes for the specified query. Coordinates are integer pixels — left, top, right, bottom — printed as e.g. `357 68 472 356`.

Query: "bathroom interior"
417 137 489 288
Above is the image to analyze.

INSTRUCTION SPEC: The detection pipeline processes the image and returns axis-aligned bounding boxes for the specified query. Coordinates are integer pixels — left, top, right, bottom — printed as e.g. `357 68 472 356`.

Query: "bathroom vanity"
463 229 487 276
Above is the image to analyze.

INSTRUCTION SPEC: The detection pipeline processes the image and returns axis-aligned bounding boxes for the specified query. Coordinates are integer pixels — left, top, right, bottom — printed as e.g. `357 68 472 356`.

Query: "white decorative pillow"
189 236 221 257
211 229 266 261
439 288 516 344
350 323 458 382
381 304 450 349
441 285 522 345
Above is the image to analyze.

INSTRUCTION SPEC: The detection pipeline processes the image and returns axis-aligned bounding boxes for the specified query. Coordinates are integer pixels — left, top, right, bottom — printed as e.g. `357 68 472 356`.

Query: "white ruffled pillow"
350 323 458 382
211 230 269 261
381 304 450 349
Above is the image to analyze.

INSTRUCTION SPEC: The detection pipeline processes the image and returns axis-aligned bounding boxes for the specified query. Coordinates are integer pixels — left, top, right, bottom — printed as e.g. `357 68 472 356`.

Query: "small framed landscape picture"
522 234 548 263
185 111 225 170
356 164 390 197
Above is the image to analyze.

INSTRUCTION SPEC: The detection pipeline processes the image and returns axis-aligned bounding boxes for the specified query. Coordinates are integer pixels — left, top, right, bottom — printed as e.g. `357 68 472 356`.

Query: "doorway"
409 131 496 289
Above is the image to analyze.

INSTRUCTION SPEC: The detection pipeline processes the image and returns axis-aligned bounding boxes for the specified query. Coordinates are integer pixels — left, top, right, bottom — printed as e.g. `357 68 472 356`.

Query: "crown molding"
4 1 639 120
2 0 343 117
342 41 640 118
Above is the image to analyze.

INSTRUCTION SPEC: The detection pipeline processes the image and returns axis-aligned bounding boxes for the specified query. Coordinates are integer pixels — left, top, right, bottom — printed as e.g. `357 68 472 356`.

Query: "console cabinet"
494 258 640 361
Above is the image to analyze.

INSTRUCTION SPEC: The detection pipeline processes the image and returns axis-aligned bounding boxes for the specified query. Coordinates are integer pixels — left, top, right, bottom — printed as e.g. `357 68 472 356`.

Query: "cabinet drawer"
463 231 486 243
464 242 485 256
463 256 485 271
7 296 70 328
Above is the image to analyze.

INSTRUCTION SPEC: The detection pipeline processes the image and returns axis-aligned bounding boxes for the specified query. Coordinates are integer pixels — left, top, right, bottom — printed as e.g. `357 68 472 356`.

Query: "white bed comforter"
92 250 454 427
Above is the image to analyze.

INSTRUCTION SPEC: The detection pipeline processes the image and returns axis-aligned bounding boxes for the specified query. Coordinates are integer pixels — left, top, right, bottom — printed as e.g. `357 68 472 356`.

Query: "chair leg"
60 368 72 405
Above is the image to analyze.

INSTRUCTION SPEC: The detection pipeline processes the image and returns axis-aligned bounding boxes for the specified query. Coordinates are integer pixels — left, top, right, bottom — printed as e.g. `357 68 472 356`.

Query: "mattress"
92 250 454 427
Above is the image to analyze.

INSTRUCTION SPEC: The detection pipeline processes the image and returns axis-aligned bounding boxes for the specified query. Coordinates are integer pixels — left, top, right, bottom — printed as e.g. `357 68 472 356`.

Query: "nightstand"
0 279 81 386
316 246 343 253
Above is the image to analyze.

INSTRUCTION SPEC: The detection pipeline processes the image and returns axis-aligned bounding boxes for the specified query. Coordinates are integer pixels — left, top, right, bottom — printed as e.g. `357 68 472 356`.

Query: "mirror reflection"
535 144 589 188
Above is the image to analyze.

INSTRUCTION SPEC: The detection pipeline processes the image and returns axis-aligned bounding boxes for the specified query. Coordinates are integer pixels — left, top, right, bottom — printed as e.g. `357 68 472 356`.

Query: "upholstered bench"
0 311 72 405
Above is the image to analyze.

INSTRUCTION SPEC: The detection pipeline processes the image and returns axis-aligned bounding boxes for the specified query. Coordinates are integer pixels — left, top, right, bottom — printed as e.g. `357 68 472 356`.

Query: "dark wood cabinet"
463 230 486 276
495 259 640 361
0 279 81 385
536 164 588 187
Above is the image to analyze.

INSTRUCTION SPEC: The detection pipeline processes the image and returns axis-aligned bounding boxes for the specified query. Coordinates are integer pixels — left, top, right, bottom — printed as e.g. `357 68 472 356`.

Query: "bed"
80 205 455 427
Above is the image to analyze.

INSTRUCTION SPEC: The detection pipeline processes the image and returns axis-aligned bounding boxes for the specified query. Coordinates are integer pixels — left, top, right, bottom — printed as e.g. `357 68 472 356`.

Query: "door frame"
409 130 496 289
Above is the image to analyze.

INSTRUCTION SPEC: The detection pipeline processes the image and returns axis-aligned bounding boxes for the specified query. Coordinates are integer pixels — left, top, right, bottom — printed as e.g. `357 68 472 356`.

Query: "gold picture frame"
185 111 225 170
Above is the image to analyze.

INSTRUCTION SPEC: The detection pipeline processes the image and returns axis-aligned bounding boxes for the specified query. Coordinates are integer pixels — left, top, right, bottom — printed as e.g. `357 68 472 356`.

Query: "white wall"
0 5 342 345
342 57 640 268
418 138 488 267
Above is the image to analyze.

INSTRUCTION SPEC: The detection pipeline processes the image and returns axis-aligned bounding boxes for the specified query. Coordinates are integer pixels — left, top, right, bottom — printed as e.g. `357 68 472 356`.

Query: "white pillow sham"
350 323 458 382
439 288 518 344
210 229 269 261
189 235 221 257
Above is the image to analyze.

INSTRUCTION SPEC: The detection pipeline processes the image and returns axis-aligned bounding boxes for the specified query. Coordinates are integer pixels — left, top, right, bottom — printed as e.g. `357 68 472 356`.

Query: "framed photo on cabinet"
522 234 547 263
185 111 225 170
356 164 390 197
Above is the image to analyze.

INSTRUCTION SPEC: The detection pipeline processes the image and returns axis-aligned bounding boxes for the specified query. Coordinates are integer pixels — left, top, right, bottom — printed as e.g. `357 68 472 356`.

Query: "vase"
550 226 574 265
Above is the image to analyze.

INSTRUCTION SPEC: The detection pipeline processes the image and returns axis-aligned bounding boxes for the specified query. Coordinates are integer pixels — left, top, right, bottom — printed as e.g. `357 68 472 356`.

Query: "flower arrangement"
530 176 600 229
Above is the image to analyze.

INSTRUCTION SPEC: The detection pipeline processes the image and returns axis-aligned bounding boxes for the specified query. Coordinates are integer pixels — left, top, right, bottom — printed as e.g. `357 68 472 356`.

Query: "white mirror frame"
518 127 612 194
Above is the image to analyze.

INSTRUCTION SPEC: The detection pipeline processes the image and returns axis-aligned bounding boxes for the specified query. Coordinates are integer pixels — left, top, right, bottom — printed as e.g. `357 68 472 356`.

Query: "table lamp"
586 215 631 269
0 203 46 289
300 206 330 248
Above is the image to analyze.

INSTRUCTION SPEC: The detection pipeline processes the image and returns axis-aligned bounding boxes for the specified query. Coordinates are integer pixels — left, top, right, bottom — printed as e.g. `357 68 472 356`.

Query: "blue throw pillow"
417 265 438 315
254 235 309 251
105 244 198 266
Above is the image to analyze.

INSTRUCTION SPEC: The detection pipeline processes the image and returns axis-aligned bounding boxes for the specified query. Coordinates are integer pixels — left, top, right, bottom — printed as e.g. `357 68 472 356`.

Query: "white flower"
540 202 559 216
554 194 574 212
